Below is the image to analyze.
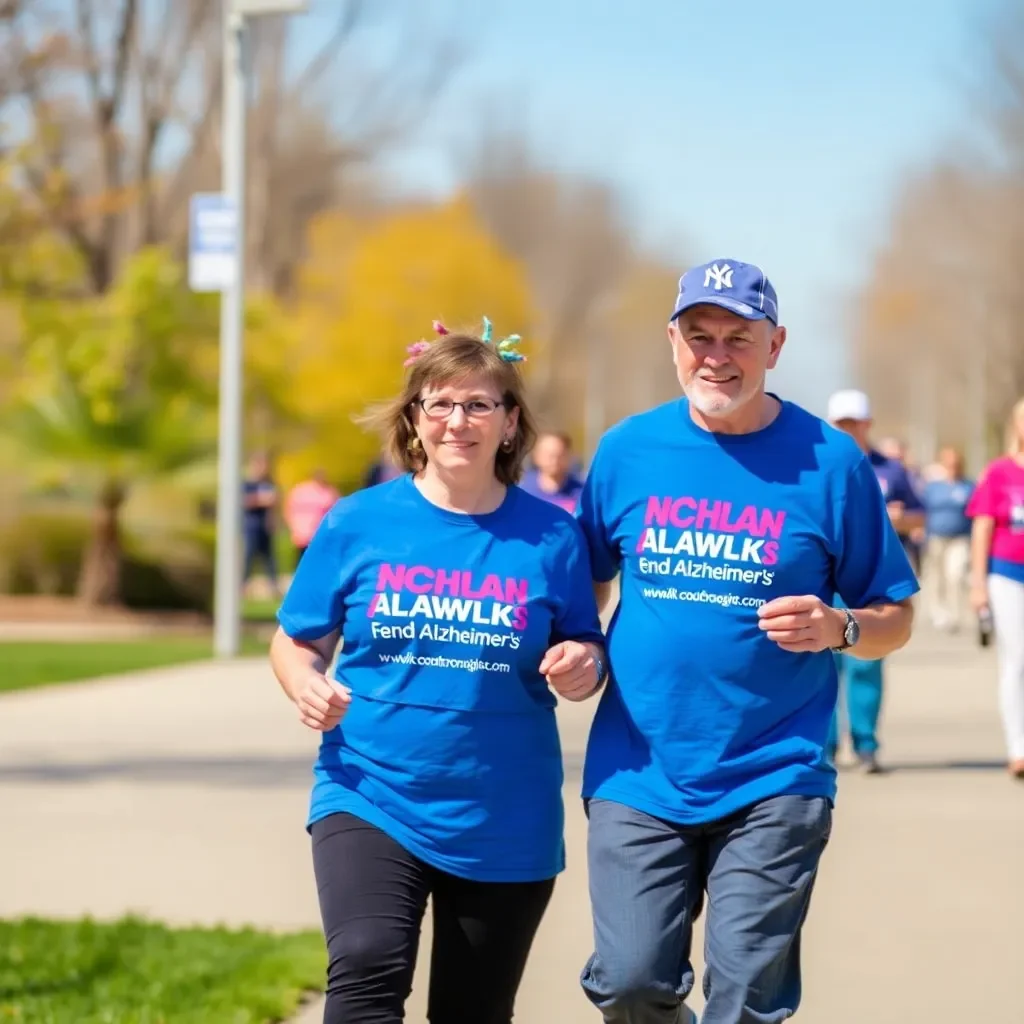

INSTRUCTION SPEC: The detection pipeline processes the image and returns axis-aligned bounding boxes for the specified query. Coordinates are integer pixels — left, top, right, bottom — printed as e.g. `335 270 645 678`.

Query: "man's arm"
758 596 914 660
830 599 914 659
888 502 925 535
888 468 925 535
594 579 615 617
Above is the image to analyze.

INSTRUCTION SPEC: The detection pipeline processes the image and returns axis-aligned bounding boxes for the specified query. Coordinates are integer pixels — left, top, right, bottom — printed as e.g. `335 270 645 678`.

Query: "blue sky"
296 0 995 415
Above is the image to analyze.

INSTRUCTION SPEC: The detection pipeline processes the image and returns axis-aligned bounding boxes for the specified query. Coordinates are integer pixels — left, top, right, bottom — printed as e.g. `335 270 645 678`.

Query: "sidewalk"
1 626 1020 1023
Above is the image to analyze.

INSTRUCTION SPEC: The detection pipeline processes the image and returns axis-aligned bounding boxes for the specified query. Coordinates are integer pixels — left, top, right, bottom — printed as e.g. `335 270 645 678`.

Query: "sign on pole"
189 193 238 293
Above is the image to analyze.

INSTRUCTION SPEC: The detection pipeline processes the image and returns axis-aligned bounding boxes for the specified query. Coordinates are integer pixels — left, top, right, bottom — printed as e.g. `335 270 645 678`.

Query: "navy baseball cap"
670 259 779 324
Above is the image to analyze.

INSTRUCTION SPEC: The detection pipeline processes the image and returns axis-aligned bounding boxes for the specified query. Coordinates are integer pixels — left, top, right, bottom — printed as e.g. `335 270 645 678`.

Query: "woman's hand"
294 671 351 731
539 641 603 702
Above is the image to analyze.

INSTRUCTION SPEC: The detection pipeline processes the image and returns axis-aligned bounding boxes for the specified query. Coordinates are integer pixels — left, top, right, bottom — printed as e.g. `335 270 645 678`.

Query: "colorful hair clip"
494 331 525 363
402 317 527 369
403 320 449 368
403 341 431 368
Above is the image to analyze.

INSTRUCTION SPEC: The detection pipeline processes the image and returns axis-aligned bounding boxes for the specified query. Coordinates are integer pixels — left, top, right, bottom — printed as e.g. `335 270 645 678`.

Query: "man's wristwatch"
593 654 609 688
831 608 860 652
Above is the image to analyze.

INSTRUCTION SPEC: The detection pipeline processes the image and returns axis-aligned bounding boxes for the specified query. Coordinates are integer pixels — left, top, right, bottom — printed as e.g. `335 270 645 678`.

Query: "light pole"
213 0 309 659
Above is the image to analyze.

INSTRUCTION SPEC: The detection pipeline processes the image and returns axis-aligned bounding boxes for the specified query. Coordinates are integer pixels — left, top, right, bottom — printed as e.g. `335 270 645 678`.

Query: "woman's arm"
270 626 349 731
969 515 995 611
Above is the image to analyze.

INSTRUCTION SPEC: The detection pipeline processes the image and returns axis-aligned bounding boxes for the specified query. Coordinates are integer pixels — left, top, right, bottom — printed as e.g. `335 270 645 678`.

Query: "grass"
0 636 268 695
0 915 325 1023
242 596 282 624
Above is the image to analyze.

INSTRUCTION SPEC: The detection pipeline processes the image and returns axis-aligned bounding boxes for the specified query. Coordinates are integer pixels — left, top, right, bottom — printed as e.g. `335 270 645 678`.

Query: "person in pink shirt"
967 396 1024 779
284 470 341 566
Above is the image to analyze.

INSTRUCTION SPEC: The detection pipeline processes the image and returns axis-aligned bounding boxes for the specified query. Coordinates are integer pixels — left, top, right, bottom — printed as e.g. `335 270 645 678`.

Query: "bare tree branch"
292 0 366 94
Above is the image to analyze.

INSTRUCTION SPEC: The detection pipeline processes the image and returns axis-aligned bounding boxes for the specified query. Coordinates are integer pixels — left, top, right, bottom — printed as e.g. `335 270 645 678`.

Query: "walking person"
967 396 1024 780
826 389 924 771
243 452 280 596
922 447 973 631
574 260 918 1023
520 430 585 513
283 469 340 567
269 320 606 1024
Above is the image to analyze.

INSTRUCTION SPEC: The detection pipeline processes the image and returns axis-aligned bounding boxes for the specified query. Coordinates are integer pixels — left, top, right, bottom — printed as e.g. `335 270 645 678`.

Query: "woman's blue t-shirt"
277 474 603 882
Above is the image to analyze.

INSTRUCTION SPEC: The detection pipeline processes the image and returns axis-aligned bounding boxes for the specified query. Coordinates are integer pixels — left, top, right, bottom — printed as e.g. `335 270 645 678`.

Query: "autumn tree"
849 1 1024 469
283 196 534 490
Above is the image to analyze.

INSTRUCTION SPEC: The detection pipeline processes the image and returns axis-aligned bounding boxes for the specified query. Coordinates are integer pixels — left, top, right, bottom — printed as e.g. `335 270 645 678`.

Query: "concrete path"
1 625 1021 1023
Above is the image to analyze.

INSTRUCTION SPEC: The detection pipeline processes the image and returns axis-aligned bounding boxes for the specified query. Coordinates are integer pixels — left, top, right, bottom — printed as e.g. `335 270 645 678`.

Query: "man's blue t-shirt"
277 474 603 882
243 479 275 535
576 398 919 825
923 479 974 538
867 450 922 509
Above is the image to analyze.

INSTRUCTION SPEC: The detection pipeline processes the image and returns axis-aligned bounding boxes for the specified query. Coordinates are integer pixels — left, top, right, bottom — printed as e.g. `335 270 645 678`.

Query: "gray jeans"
581 794 832 1024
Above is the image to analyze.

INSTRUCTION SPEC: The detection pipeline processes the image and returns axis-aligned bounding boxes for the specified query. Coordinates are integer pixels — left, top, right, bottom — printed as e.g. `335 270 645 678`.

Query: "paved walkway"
1 626 1021 1023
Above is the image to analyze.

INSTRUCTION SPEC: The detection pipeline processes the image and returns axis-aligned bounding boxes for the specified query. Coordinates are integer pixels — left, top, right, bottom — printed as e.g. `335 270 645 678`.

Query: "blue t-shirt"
923 479 974 538
576 398 920 825
519 469 585 514
868 450 923 557
867 452 922 510
243 479 275 535
277 474 603 882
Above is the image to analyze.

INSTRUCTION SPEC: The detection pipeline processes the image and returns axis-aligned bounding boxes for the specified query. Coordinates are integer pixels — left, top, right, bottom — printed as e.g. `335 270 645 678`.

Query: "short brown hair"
536 429 573 449
357 333 538 485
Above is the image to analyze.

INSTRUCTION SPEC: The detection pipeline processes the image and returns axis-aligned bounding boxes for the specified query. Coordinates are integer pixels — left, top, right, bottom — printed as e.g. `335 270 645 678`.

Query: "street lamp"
214 0 310 659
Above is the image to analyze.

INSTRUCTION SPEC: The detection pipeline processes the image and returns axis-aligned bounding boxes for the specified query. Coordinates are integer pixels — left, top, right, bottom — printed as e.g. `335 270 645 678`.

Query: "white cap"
827 388 872 423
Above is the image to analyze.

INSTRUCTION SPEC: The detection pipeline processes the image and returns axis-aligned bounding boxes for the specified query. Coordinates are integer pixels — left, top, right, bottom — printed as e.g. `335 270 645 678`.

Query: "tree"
284 196 535 490
5 247 220 604
849 1 1024 469
0 0 462 296
463 127 632 440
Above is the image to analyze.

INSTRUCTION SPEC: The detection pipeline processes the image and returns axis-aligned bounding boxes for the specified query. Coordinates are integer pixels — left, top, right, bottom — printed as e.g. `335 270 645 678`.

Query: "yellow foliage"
284 196 535 491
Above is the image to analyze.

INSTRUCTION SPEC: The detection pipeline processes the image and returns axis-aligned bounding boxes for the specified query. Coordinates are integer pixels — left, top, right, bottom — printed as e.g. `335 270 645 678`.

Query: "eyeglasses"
415 397 506 420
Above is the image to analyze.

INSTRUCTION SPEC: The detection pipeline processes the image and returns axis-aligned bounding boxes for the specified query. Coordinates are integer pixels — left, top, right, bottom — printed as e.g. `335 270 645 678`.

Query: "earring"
408 436 422 452
501 436 514 451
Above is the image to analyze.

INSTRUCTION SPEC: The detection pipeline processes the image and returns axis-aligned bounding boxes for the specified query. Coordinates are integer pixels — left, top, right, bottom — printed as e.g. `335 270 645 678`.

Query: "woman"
922 446 974 631
269 320 606 1023
967 396 1024 779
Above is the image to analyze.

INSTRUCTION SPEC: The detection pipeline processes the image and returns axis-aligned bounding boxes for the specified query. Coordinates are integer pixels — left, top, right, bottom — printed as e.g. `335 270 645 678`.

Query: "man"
283 468 340 566
826 390 924 771
520 430 585 513
877 434 926 574
921 447 974 631
243 452 279 596
565 259 918 1023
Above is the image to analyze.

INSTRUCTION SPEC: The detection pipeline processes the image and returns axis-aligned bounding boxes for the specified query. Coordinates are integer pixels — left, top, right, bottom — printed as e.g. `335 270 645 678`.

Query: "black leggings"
311 812 555 1024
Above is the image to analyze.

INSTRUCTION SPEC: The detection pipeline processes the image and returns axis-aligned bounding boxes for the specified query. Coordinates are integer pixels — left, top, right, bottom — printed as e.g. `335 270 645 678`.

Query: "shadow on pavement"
0 753 588 788
879 758 1009 773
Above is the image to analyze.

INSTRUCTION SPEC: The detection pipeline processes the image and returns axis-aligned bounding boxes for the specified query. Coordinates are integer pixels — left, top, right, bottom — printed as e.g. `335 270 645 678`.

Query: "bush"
0 510 90 596
0 508 215 613
120 525 216 614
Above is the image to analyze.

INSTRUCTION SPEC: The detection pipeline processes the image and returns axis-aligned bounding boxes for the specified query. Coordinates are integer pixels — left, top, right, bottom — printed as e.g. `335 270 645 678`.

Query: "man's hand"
757 595 845 653
539 641 603 702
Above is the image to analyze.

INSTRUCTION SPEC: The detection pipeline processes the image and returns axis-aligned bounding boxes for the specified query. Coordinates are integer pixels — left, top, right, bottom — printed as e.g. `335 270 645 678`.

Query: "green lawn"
242 596 282 624
0 916 325 1023
0 636 268 695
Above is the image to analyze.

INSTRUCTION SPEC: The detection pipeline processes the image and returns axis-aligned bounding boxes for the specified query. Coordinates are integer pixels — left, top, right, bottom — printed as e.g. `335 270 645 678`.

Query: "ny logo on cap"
704 263 733 290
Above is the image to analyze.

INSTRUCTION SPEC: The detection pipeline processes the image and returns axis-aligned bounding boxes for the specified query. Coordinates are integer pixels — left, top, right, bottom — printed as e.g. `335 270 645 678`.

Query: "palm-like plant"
6 248 219 605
